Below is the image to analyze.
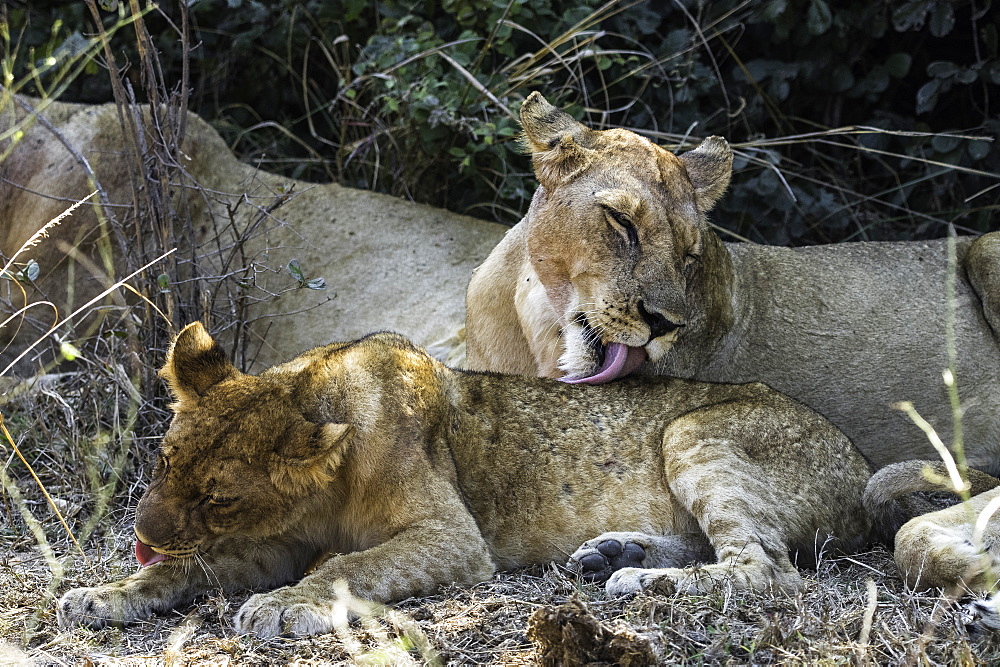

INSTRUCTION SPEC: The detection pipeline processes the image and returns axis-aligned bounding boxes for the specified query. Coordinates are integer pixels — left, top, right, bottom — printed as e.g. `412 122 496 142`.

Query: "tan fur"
0 96 505 374
59 323 874 638
466 92 1000 473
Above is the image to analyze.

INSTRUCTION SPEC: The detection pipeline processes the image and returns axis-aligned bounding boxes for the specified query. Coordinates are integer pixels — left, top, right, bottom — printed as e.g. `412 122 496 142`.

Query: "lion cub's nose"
638 301 684 340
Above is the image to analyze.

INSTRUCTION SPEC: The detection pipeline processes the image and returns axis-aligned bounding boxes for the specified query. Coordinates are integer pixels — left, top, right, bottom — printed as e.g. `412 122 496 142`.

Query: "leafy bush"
7 0 999 244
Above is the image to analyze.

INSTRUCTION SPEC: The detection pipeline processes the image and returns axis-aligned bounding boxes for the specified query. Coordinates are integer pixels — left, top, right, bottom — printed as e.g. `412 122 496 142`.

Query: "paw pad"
578 540 646 583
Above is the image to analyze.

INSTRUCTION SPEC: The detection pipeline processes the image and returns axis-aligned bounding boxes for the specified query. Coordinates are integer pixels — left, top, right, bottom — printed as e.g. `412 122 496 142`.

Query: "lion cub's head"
132 323 355 567
518 92 733 383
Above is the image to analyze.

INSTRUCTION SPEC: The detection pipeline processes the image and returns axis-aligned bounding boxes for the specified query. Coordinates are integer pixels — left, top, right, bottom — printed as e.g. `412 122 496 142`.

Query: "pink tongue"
560 343 647 385
135 540 172 567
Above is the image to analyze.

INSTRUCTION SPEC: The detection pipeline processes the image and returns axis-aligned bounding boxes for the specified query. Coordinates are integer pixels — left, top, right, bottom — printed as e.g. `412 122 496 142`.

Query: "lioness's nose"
638 301 684 340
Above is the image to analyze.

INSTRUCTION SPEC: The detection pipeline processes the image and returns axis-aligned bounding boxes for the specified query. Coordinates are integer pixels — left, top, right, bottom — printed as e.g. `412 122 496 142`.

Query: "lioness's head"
519 92 732 383
132 322 355 567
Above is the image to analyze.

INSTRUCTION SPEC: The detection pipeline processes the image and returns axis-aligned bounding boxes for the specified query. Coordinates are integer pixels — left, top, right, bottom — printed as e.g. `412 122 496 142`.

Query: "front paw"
567 535 646 583
235 586 350 638
605 567 658 596
964 596 1000 635
58 585 130 630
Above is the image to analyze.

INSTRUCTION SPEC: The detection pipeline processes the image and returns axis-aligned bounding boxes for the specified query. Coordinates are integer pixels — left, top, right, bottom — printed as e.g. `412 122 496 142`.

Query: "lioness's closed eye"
59 322 883 638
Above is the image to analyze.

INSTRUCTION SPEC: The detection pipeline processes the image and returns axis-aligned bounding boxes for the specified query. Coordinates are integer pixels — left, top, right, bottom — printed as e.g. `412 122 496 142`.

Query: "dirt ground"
2 536 999 665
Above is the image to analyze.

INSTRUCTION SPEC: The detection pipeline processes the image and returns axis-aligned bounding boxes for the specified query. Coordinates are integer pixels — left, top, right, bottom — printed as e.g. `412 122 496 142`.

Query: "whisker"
193 552 222 590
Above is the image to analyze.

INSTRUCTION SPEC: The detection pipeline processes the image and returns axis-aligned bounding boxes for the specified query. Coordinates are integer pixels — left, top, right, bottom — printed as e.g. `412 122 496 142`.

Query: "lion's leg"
604 411 809 597
567 532 713 582
966 231 1000 337
58 535 310 630
894 487 1000 593
235 513 494 638
58 558 219 630
604 516 802 599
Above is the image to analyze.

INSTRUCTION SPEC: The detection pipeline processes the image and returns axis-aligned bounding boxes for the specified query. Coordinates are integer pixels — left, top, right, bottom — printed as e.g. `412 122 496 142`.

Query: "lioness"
0 96 505 374
466 92 1000 472
59 322 876 638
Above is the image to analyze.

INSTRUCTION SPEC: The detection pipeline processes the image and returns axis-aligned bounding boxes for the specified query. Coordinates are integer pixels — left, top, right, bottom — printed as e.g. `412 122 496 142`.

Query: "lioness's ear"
679 136 733 212
520 91 595 187
272 422 355 494
160 322 237 404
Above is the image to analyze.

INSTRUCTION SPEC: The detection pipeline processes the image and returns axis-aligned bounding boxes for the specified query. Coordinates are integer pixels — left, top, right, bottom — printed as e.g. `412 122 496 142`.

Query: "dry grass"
3 522 1000 664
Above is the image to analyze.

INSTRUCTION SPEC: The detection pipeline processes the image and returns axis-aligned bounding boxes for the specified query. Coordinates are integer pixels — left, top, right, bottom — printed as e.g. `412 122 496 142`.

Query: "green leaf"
885 53 911 78
931 134 961 153
762 0 788 22
863 67 890 95
928 1 955 37
19 259 40 282
967 140 990 160
287 259 305 283
892 0 931 31
806 0 832 35
927 61 958 79
985 61 1000 85
915 79 941 114
287 259 325 289
956 68 978 84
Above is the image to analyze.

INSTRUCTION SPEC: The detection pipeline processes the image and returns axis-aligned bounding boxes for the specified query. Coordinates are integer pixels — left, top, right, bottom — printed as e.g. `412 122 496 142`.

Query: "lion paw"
605 567 661 596
606 567 697 596
964 595 1000 635
567 535 647 583
57 586 129 630
235 587 347 638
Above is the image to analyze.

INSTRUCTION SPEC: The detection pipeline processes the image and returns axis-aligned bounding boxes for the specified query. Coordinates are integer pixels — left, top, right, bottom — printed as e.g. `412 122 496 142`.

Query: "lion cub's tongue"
561 343 647 385
135 540 172 567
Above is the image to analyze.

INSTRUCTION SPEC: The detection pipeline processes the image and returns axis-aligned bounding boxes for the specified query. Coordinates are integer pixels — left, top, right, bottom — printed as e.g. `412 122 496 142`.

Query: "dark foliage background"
7 0 999 244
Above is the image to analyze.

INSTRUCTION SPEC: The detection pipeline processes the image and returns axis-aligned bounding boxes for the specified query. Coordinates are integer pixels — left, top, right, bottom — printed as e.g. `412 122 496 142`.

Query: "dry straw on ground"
3 525 1000 664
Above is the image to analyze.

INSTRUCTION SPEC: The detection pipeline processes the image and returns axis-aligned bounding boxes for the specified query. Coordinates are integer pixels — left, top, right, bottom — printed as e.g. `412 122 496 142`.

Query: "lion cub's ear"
160 322 238 404
679 136 733 212
272 422 355 493
520 91 595 187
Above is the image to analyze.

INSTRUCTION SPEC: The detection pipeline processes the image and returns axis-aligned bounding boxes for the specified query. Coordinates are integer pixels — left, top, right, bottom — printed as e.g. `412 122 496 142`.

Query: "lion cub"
59 323 875 638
